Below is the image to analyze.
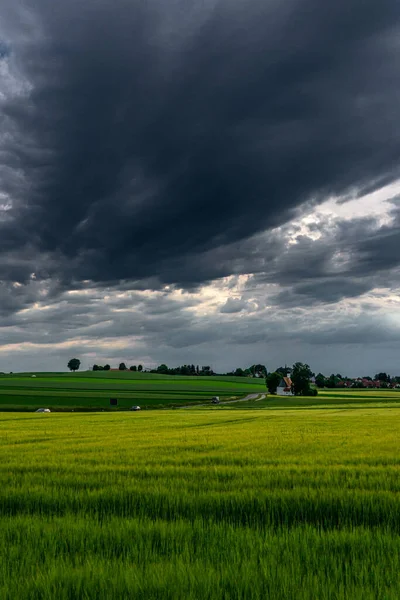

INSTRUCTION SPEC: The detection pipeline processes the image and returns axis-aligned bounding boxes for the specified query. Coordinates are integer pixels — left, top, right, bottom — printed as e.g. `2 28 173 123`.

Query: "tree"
93 364 99 371
374 372 389 383
266 372 281 395
315 373 326 388
234 368 245 377
291 362 314 396
130 365 137 372
157 364 169 374
138 364 143 372
251 364 267 378
327 374 338 388
103 364 110 371
68 358 80 372
276 366 291 376
119 362 127 371
201 366 212 376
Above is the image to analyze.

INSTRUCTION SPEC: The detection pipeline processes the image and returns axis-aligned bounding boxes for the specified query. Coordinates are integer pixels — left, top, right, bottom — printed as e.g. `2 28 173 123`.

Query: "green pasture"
0 372 265 411
259 388 400 409
1 399 400 599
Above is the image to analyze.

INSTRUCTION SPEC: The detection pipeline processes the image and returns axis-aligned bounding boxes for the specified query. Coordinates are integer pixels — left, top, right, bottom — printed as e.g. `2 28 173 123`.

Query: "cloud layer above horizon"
1 0 400 375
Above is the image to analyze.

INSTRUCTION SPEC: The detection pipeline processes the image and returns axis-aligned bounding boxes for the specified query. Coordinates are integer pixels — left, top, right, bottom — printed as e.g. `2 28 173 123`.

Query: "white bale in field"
31 375 36 378
130 406 141 411
35 408 51 413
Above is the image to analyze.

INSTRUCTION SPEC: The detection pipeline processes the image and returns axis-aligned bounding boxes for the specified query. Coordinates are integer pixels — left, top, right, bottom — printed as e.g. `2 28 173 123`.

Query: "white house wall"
277 388 293 396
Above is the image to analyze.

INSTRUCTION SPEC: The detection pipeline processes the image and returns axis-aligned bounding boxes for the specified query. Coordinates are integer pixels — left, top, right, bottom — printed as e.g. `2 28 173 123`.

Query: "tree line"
67 357 399 393
68 360 269 378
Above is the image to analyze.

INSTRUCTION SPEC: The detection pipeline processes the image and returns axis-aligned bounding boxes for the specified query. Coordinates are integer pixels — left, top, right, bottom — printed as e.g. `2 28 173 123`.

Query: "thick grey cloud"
1 0 400 290
1 0 400 374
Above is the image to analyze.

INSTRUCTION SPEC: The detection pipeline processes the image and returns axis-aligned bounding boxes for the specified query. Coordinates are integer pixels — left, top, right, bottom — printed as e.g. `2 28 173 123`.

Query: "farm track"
179 393 266 408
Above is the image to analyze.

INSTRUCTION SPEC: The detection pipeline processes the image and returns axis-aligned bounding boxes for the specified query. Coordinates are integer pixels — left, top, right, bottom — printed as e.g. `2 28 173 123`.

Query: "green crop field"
0 371 265 411
1 392 400 599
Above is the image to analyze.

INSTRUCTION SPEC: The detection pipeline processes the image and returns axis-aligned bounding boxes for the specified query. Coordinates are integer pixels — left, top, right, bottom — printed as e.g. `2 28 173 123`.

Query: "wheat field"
1 402 400 599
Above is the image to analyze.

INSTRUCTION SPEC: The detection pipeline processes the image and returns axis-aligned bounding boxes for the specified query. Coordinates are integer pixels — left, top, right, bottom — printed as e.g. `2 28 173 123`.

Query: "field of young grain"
0 372 265 411
1 401 400 599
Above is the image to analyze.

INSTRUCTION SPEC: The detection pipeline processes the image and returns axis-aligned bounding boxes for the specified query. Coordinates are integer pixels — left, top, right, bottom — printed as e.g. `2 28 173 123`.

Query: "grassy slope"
257 388 400 409
0 371 265 411
1 400 400 599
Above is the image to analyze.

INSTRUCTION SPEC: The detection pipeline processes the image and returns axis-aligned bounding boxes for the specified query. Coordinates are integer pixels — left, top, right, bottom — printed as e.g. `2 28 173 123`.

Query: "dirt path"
179 393 266 409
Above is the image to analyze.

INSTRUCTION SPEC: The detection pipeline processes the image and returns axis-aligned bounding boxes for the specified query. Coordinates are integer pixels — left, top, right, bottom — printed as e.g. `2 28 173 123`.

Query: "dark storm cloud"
1 0 400 290
0 41 9 59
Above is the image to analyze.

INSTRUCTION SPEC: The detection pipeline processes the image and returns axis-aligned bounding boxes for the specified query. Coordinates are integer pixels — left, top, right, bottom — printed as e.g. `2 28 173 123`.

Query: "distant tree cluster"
150 364 213 376
91 363 142 372
226 364 267 378
126 364 143 371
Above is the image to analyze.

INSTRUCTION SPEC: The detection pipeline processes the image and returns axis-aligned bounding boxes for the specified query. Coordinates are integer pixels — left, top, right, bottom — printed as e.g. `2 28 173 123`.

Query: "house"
277 374 293 396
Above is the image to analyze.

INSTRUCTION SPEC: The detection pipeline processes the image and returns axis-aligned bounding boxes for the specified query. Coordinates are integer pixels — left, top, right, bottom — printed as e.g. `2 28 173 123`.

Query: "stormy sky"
1 0 400 375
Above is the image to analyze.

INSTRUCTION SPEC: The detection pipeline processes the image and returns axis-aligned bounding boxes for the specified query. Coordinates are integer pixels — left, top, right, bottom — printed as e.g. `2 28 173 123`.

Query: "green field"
1 392 400 599
0 371 265 411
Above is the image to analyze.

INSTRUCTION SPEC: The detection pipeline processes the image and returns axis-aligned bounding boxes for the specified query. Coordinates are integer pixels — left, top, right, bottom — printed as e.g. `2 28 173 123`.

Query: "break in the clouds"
0 0 400 374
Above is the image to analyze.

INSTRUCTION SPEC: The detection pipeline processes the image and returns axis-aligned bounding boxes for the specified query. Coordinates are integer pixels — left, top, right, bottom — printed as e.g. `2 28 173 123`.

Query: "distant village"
313 373 400 389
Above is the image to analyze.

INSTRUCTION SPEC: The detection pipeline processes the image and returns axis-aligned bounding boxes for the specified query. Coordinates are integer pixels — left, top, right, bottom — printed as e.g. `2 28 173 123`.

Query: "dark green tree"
67 358 80 372
374 372 389 382
251 364 267 378
201 366 212 375
138 364 143 372
315 373 326 388
103 364 110 371
266 372 281 394
130 365 137 371
276 366 292 376
327 374 339 388
119 362 127 371
291 362 315 396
